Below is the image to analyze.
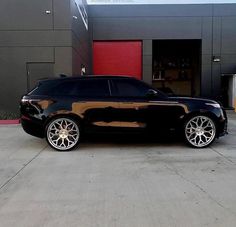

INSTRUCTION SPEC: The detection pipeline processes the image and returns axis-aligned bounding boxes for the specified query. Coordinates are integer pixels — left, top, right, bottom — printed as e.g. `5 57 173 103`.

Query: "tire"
46 117 80 151
184 115 216 148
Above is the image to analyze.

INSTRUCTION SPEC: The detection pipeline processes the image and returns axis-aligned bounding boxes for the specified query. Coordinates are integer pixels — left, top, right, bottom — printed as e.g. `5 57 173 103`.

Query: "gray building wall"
71 0 91 76
0 0 91 114
1 2 236 114
89 4 236 98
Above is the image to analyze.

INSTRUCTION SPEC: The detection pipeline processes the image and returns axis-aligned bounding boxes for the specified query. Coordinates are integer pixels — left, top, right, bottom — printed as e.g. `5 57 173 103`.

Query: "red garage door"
93 41 142 80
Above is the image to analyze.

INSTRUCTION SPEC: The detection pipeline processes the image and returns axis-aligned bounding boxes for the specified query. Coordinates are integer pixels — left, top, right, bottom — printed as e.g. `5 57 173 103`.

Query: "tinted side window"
51 81 76 96
49 79 110 97
112 79 150 97
28 81 57 95
75 79 110 97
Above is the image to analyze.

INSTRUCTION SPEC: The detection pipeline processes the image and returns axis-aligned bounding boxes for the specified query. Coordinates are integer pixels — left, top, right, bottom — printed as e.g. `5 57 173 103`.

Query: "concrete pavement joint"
163 162 236 217
144 151 230 213
210 146 235 165
0 145 48 192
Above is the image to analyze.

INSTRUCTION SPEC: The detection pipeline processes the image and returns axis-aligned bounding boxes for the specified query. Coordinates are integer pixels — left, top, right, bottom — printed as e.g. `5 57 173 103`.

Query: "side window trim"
107 79 112 96
109 79 119 97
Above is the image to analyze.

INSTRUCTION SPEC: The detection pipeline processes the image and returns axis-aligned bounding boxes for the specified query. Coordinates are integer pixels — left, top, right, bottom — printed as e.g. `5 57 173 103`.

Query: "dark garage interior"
152 39 201 96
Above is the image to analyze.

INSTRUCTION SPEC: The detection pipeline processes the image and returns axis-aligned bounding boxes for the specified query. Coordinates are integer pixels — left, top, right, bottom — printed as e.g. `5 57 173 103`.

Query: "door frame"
26 62 54 92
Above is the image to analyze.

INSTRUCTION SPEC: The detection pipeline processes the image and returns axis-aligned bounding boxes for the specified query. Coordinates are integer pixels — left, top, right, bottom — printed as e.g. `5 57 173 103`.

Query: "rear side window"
28 81 56 95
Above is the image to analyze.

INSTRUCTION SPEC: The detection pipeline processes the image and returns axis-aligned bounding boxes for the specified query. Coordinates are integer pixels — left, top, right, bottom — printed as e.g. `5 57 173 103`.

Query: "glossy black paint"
20 76 227 140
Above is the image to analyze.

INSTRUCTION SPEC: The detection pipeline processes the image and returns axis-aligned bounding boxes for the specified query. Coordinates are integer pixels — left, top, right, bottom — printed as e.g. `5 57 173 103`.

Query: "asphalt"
0 112 236 227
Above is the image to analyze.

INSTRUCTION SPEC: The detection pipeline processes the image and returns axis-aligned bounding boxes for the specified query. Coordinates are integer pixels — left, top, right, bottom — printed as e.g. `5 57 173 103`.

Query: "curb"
0 120 20 125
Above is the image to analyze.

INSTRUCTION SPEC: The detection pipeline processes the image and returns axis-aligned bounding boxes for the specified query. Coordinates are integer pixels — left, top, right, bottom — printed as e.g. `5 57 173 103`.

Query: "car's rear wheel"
46 117 80 151
184 115 216 148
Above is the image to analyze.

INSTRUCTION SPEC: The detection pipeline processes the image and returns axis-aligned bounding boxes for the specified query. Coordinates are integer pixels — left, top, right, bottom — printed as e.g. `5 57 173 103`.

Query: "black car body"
20 76 227 151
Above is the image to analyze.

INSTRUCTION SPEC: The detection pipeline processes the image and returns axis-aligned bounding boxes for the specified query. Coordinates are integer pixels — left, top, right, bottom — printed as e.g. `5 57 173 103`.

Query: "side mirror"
146 89 158 98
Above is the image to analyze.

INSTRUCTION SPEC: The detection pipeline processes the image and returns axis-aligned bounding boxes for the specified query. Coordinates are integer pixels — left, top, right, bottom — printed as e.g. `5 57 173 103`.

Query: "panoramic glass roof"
87 0 236 4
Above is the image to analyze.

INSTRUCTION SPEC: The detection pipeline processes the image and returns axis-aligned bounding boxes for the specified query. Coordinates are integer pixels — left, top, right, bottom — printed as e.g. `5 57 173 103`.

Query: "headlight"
205 103 221 108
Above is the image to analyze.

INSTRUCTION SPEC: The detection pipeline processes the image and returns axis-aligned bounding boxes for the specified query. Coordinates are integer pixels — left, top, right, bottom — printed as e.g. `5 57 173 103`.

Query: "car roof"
39 75 136 83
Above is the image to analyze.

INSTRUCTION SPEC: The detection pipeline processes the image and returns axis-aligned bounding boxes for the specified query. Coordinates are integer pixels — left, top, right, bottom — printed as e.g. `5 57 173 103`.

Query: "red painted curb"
0 119 20 125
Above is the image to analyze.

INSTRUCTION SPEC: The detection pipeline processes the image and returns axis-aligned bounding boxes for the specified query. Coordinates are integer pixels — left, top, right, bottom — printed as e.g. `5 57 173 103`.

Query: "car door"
70 78 121 132
110 78 187 132
110 78 151 131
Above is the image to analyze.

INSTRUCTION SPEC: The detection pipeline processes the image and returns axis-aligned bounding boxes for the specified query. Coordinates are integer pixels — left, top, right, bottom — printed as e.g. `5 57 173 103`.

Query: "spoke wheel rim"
47 118 80 150
185 116 216 148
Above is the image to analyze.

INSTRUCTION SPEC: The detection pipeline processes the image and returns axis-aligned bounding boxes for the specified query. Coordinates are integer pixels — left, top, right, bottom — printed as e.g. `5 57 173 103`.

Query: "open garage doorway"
221 74 236 109
152 40 201 97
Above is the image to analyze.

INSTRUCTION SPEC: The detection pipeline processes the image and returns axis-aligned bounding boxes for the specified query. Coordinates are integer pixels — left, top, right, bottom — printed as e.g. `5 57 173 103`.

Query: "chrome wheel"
185 116 216 148
47 118 80 151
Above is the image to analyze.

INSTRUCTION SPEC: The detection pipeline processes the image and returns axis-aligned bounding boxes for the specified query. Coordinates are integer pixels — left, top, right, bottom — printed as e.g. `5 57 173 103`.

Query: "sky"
87 0 236 4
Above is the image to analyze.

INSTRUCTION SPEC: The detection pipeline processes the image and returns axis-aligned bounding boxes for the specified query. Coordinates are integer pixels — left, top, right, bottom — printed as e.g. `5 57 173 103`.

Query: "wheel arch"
181 110 220 135
183 110 218 123
43 113 84 135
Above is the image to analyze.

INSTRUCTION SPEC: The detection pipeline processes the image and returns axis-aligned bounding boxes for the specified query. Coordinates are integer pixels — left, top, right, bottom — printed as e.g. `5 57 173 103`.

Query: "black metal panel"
221 17 236 54
89 4 212 17
0 0 91 113
202 55 212 65
201 17 213 55
70 0 91 75
143 40 152 56
201 64 212 97
0 0 53 30
90 4 236 99
212 17 222 55
221 54 236 74
54 0 72 29
142 40 153 84
27 63 54 91
92 17 202 40
213 4 236 16
0 47 54 112
211 64 221 98
0 31 72 47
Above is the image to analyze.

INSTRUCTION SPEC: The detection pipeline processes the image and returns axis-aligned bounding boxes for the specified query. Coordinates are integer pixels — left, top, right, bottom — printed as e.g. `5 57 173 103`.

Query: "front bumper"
217 108 228 137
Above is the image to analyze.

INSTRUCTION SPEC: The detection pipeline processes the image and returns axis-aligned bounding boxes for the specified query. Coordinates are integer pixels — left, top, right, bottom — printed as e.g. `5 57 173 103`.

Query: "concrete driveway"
0 113 236 227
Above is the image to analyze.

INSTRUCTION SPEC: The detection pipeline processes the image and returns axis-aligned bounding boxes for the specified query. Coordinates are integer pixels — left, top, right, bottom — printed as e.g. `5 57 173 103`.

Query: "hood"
168 96 218 104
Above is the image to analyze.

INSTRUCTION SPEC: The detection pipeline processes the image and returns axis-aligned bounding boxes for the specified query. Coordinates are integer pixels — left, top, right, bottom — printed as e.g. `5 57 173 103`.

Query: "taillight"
20 98 41 114
20 97 54 115
21 115 31 121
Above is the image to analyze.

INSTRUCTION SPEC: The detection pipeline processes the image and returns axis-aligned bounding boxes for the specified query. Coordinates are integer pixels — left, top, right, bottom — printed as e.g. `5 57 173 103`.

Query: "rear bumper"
21 116 45 138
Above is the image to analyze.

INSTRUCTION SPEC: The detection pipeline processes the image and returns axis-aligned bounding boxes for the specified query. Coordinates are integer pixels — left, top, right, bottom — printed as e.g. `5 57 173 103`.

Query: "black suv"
20 76 227 151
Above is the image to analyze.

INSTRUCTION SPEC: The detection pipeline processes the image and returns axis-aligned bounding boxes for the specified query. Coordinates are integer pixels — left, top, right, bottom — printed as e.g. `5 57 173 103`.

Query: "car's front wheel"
46 117 80 151
184 115 216 148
